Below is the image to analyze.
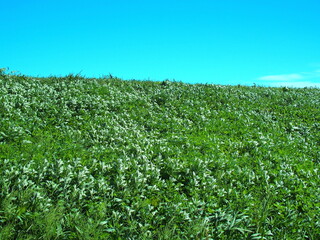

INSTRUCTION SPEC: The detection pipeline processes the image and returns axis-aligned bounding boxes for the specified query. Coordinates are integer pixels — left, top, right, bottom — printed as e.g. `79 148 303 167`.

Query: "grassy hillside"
0 71 319 239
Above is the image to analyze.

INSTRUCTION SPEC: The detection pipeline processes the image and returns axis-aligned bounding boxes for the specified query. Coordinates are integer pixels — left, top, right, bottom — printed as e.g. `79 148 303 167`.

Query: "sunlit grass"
0 69 319 239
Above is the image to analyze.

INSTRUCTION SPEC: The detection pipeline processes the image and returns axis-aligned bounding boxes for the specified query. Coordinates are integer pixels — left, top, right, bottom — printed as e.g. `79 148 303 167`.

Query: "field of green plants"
0 69 319 239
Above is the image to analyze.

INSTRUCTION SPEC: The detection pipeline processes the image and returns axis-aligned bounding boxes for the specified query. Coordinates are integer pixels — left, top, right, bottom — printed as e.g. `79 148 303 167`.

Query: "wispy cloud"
258 74 303 81
257 69 320 88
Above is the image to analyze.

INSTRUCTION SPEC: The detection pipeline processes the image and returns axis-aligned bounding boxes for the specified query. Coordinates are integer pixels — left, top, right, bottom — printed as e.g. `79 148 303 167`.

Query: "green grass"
0 69 319 239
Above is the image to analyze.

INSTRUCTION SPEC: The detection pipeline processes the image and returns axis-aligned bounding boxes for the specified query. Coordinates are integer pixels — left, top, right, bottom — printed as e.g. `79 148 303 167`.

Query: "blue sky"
1 0 320 87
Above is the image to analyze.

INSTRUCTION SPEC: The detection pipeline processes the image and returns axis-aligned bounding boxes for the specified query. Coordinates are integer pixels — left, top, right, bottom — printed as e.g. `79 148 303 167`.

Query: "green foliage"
0 72 319 239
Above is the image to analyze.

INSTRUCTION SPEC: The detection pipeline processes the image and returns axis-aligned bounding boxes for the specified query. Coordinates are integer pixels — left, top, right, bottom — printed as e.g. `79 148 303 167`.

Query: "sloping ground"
0 72 319 239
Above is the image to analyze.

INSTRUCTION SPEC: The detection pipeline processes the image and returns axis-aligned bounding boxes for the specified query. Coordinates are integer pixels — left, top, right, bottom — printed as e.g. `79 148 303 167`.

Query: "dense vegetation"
0 69 319 239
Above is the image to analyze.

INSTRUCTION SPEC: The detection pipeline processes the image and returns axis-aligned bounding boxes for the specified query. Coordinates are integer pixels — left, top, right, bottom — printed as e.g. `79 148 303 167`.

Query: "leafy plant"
0 71 319 239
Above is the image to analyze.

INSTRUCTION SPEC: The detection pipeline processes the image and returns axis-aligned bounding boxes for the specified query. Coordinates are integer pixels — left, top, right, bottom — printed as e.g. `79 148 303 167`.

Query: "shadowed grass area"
0 70 319 239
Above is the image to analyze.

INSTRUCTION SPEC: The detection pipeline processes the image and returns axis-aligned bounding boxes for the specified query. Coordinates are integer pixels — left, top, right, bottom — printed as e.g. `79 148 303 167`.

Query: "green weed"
0 72 319 239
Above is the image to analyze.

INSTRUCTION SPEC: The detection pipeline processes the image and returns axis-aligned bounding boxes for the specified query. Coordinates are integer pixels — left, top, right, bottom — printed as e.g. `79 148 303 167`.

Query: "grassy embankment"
0 70 319 239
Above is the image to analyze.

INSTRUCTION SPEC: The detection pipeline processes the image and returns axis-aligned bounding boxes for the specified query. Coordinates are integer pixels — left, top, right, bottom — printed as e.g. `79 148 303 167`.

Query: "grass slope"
0 71 319 239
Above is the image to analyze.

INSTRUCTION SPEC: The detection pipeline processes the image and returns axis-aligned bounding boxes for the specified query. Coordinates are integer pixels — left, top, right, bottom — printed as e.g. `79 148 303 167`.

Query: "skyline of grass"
1 70 319 239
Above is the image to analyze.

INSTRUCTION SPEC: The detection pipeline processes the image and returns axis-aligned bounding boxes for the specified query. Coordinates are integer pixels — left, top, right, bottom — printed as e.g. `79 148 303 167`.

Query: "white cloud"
257 69 320 88
258 74 303 81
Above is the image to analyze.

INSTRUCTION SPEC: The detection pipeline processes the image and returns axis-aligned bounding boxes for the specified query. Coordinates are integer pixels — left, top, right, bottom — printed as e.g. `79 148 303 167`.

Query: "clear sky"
1 0 320 87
